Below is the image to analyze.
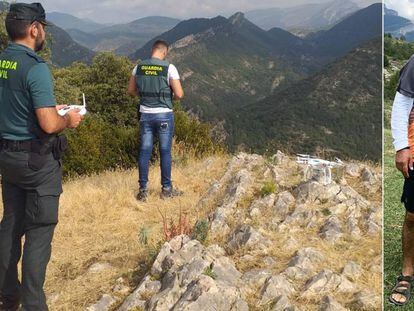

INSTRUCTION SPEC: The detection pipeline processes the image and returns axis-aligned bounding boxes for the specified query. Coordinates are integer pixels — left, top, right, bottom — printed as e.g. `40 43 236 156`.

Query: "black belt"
0 139 32 152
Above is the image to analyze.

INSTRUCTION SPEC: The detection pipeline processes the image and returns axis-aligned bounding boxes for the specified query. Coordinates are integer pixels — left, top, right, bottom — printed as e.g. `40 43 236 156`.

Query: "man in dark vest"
0 3 83 310
128 40 184 202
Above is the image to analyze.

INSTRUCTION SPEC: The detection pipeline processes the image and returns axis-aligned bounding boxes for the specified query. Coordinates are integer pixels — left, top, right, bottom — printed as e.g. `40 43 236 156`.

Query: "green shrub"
203 264 217 280
139 227 150 245
62 116 139 176
260 181 277 197
384 71 399 101
384 34 414 62
192 219 209 243
322 208 332 217
174 102 223 157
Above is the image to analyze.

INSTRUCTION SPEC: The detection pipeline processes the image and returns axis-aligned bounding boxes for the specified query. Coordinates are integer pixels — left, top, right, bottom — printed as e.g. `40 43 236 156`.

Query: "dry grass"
0 155 228 310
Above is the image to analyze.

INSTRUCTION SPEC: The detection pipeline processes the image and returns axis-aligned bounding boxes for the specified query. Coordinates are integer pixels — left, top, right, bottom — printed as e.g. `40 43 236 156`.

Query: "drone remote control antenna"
57 93 88 116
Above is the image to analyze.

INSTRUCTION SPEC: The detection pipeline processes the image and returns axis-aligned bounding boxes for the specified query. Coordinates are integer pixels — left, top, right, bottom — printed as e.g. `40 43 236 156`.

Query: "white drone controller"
58 93 87 116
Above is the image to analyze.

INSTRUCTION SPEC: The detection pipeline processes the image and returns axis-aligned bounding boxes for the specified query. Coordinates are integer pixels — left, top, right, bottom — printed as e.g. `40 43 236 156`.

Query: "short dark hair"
5 18 31 41
152 40 169 51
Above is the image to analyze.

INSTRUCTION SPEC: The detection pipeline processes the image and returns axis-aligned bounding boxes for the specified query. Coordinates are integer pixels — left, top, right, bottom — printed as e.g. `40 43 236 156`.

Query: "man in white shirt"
127 40 184 201
390 55 414 306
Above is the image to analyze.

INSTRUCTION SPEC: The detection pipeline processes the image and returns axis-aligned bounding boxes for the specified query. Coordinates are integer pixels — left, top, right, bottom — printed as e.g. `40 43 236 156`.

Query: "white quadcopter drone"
58 93 87 116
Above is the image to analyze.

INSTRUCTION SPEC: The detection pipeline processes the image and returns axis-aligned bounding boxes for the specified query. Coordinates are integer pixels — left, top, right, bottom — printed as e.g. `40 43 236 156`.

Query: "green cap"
7 3 53 26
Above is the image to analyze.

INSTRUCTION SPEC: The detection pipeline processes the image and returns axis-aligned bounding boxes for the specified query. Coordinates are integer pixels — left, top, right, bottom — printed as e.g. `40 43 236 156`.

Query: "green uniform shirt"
0 43 56 141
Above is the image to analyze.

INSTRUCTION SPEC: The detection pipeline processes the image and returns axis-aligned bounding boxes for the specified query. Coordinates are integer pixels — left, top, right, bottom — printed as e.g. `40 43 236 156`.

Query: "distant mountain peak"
384 4 399 17
229 12 246 26
245 1 360 31
384 4 413 36
47 11 105 33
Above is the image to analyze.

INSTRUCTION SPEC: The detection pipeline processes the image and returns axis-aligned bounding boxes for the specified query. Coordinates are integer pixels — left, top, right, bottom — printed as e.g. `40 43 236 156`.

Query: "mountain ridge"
227 38 381 160
47 12 106 33
68 16 180 54
308 3 382 58
384 4 414 41
141 12 319 124
245 0 360 31
47 25 96 67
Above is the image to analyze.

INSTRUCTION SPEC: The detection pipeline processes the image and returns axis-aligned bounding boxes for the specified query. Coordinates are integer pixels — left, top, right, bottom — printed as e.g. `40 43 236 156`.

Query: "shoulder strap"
25 51 45 63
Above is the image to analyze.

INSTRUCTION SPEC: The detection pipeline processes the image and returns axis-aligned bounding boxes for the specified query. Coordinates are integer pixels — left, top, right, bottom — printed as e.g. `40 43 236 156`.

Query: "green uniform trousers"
0 150 62 311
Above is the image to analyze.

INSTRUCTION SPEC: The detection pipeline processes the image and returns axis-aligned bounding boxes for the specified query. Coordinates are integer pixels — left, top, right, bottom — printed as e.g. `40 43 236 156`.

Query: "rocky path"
88 152 382 311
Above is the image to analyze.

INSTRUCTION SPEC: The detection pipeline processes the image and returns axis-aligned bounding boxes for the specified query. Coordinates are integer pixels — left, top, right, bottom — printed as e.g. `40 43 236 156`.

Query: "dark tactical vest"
135 58 173 109
0 44 45 140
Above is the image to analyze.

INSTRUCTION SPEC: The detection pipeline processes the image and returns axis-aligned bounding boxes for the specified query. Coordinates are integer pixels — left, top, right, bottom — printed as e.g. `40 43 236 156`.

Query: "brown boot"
136 188 148 202
160 186 184 199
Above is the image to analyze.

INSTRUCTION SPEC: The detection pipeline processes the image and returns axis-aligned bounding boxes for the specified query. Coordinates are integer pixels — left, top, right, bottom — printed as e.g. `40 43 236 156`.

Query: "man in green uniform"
0 3 83 310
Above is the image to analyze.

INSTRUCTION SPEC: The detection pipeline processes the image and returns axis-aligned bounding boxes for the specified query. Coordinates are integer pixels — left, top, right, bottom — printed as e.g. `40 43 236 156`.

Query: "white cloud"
385 0 414 20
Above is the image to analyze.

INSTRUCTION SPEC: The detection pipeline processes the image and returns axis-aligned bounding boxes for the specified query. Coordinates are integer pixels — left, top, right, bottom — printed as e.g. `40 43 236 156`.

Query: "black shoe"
0 295 20 311
160 186 184 199
136 188 148 202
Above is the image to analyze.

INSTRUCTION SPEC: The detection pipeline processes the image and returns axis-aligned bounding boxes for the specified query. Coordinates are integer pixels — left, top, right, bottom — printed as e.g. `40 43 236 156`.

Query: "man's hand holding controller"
58 93 87 119
65 108 84 129
55 105 83 129
58 105 87 117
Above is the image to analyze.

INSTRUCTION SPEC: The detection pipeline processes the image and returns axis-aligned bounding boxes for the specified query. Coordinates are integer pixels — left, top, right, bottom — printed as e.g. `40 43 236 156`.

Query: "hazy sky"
385 0 414 20
34 0 378 24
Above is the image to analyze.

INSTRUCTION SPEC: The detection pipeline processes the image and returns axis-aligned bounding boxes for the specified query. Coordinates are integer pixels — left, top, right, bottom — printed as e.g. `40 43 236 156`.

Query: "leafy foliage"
321 208 332 217
203 264 217 279
62 117 139 176
384 33 414 63
139 226 150 245
53 53 138 126
384 35 414 101
260 181 277 197
384 71 399 101
0 9 7 51
192 219 209 243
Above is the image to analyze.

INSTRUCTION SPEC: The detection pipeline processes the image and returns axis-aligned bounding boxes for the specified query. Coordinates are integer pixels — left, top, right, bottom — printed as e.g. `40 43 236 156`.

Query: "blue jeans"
138 112 174 189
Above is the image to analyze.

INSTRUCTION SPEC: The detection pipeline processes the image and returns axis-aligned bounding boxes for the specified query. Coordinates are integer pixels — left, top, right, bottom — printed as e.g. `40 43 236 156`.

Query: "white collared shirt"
391 91 414 151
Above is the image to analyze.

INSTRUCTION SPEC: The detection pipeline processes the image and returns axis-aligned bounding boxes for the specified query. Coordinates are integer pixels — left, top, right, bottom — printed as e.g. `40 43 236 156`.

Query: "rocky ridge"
88 152 382 311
